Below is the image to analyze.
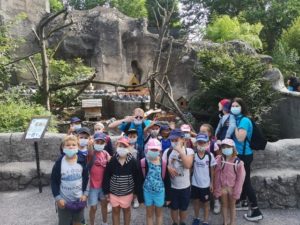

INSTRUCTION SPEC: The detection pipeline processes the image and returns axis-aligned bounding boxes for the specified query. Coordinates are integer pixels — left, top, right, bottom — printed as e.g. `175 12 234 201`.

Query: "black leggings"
238 154 258 208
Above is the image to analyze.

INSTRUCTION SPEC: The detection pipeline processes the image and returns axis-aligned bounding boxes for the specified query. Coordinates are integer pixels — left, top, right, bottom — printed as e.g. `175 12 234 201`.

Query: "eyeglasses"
135 116 143 120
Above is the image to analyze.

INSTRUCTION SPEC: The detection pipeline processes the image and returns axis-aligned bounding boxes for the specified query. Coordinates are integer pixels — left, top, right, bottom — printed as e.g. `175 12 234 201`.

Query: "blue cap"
160 125 171 131
76 127 91 135
169 128 184 140
196 133 209 142
94 132 106 141
70 117 81 123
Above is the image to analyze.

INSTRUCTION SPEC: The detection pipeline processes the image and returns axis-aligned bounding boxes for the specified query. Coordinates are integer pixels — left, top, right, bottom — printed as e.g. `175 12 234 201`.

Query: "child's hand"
167 166 178 178
57 199 65 209
210 184 214 193
106 195 110 203
165 201 171 206
80 195 87 202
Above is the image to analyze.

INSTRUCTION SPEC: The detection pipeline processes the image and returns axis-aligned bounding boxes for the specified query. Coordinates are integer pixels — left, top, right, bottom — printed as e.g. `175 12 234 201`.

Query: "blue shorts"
144 189 165 207
88 188 106 206
169 187 191 211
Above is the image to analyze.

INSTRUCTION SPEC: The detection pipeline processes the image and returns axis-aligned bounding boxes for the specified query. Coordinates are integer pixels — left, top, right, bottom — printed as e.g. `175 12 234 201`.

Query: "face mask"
150 130 159 137
94 144 105 152
134 119 143 125
73 124 81 130
184 133 191 139
63 148 78 158
222 148 233 156
79 139 89 147
147 150 160 160
231 106 241 115
171 142 177 148
197 145 206 152
129 137 137 144
117 147 128 157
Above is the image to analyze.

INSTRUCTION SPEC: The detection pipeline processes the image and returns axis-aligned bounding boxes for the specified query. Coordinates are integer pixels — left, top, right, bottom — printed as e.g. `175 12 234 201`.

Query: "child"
199 124 219 155
215 99 236 141
103 137 139 225
68 117 82 135
94 122 114 156
87 132 111 225
180 124 194 149
160 125 172 153
139 138 171 225
76 127 92 167
51 135 89 225
144 121 161 151
214 139 246 225
191 133 216 225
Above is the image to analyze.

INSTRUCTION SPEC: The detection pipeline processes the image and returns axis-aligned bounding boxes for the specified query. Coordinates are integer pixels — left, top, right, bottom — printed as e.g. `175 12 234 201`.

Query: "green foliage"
68 0 106 10
190 46 277 120
281 17 300 56
111 0 148 18
206 15 263 50
0 87 57 132
49 0 64 12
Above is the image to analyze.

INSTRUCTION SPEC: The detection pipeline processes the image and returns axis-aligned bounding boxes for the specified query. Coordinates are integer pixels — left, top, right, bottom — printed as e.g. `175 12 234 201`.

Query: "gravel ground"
0 187 299 225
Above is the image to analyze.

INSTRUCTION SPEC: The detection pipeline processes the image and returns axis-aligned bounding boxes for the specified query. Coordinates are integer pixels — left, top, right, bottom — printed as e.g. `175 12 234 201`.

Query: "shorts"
88 188 106 206
109 193 133 209
57 207 84 225
221 186 233 195
191 186 211 202
144 189 165 207
169 187 191 211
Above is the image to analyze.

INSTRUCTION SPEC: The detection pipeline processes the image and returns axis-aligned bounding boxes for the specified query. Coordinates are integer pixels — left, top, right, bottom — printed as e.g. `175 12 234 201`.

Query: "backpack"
216 116 230 140
87 151 109 171
209 140 216 155
140 158 167 179
240 116 267 153
124 121 146 134
221 156 240 175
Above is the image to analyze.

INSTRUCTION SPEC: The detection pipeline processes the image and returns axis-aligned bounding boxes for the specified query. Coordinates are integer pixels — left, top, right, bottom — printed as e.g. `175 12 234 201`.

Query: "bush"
50 0 64 12
189 46 278 121
280 16 300 56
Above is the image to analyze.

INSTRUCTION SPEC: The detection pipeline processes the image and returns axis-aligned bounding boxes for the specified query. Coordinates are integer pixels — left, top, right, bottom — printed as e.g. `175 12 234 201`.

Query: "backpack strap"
209 141 215 154
205 151 212 178
166 147 173 166
140 158 147 177
161 159 167 179
233 157 241 175
141 158 167 179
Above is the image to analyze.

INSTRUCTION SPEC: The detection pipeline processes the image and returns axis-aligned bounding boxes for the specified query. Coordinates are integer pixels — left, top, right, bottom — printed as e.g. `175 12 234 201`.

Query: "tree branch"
39 8 68 30
50 32 71 59
2 51 41 67
46 20 73 39
28 56 41 87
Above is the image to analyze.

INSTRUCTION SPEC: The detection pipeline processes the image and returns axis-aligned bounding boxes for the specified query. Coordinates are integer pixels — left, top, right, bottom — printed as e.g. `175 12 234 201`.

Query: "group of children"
51 104 246 225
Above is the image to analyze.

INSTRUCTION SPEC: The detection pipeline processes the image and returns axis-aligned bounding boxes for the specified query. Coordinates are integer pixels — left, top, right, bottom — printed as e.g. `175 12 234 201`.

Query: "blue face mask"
222 148 233 156
147 150 160 160
231 106 241 115
79 139 89 147
184 133 191 139
94 144 105 152
63 148 78 158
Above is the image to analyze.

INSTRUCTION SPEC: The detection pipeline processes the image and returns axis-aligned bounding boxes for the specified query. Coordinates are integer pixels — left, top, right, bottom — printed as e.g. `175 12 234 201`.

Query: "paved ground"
0 187 299 225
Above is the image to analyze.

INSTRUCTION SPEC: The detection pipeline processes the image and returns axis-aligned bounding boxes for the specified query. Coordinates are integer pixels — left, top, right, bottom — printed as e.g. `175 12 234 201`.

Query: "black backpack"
240 117 267 154
124 121 146 134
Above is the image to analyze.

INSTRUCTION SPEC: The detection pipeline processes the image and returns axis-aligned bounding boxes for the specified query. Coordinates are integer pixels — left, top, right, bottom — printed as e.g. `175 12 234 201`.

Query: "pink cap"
180 124 191 132
219 99 230 106
147 138 162 151
221 138 235 147
117 137 130 147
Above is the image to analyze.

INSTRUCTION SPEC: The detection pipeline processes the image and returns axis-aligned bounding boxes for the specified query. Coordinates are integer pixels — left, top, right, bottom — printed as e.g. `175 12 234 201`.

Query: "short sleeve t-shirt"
118 119 151 149
162 147 194 189
90 151 109 189
192 152 216 188
234 116 253 155
60 156 83 202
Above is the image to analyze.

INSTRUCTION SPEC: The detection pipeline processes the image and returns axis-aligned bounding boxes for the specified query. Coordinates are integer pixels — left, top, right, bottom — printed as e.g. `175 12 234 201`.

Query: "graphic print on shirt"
143 160 164 193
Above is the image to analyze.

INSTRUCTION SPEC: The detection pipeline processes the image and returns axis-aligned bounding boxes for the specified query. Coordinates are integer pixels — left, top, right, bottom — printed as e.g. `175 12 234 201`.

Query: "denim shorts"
144 189 165 207
88 188 106 206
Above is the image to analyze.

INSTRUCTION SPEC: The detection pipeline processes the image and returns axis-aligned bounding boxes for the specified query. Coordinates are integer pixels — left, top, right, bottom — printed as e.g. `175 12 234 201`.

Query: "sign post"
24 117 51 193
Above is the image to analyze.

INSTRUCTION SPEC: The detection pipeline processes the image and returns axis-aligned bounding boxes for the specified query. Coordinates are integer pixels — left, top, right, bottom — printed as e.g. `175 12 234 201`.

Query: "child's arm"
163 164 171 205
103 160 113 196
50 159 62 201
81 162 89 199
232 161 246 200
136 159 144 204
213 156 222 198
215 118 222 139
226 114 236 139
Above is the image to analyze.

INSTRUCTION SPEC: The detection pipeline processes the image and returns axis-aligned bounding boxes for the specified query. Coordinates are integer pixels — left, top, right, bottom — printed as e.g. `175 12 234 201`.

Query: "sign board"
82 99 102 108
24 117 51 140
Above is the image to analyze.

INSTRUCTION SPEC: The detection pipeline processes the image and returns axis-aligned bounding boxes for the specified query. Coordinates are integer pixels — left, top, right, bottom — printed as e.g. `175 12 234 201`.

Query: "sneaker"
180 223 186 225
244 208 263 222
107 202 112 213
213 199 221 214
172 223 178 225
191 218 201 225
133 198 139 208
202 223 209 225
236 200 249 211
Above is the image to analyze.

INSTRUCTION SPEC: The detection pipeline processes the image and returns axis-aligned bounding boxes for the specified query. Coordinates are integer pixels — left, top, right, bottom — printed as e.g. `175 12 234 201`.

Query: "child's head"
180 124 191 139
93 132 106 151
199 124 214 140
149 122 161 137
77 127 91 148
70 117 82 129
146 138 162 160
126 128 138 145
94 122 105 134
160 125 171 138
218 99 231 114
169 128 185 148
133 108 145 125
63 135 79 158
195 133 209 152
220 139 237 157
116 137 130 158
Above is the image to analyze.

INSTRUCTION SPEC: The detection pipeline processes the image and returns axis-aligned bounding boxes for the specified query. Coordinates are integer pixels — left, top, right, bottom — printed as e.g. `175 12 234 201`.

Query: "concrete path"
0 187 299 225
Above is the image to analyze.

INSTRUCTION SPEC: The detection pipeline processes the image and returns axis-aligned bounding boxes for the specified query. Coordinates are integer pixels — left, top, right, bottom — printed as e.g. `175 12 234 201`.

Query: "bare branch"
39 8 68 30
50 32 70 59
28 56 41 87
164 37 173 74
25 62 39 85
31 27 40 41
2 51 40 67
152 7 160 31
46 20 73 39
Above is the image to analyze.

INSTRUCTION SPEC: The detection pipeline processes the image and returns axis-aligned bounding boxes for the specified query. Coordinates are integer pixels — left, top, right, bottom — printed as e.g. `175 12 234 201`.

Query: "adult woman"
231 98 263 222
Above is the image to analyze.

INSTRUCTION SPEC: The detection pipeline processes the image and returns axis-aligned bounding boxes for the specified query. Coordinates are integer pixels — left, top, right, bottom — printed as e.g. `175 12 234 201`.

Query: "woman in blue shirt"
231 98 263 222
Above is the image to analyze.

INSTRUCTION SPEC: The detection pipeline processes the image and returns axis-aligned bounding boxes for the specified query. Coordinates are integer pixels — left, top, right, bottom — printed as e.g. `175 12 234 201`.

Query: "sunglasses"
135 116 143 120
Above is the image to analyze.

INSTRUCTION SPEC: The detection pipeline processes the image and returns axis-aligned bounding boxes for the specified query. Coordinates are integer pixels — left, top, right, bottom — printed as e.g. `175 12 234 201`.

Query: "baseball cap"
169 128 184 140
117 137 130 147
70 117 81 123
219 99 231 113
147 138 162 151
196 133 209 142
93 132 106 141
221 138 235 147
160 125 171 131
181 124 191 132
126 128 137 135
76 127 91 135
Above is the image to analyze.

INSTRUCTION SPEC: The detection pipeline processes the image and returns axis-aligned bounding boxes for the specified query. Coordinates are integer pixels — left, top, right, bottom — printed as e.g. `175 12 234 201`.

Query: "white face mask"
150 130 159 137
79 139 88 147
134 119 143 125
94 144 105 152
129 137 137 144
117 147 128 157
73 124 81 130
184 133 191 139
197 145 206 152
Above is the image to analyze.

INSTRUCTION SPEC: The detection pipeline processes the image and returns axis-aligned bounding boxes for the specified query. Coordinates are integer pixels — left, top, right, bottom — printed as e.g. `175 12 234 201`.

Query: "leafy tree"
49 0 64 12
111 0 148 18
280 17 300 56
206 15 263 50
67 0 106 10
189 46 277 121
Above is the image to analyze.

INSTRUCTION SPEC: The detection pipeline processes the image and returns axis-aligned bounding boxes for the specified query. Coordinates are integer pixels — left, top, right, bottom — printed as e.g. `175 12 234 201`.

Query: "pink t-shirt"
90 151 109 189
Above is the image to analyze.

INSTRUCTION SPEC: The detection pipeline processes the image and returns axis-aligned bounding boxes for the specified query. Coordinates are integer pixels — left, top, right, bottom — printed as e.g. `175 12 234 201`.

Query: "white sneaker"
133 198 139 208
213 199 221 214
107 202 112 213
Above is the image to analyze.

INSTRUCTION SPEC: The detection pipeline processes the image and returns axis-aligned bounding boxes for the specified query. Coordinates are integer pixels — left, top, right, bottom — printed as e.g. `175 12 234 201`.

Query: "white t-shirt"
192 152 216 188
162 147 194 189
60 156 83 202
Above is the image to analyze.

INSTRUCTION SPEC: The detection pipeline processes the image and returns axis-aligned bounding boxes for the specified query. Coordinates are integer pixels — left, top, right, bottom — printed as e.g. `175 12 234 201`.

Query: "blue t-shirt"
161 138 171 153
233 115 253 155
118 120 151 150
